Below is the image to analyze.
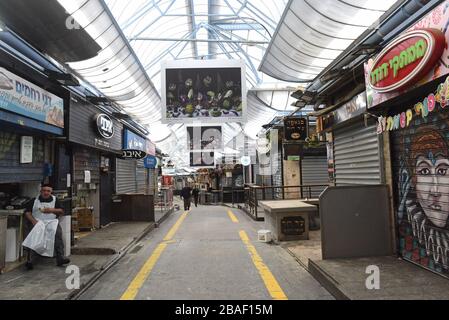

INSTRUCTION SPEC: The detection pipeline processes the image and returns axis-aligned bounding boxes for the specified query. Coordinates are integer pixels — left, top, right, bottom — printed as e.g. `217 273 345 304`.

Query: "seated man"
24 184 70 270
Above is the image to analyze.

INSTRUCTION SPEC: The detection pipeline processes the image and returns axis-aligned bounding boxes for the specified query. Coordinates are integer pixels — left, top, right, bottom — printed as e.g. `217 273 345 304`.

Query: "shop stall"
364 1 449 276
68 93 123 229
112 128 155 222
317 92 383 187
0 63 67 270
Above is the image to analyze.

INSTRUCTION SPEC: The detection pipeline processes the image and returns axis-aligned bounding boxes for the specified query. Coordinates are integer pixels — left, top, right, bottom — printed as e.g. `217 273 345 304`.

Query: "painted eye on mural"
437 167 448 176
418 168 431 175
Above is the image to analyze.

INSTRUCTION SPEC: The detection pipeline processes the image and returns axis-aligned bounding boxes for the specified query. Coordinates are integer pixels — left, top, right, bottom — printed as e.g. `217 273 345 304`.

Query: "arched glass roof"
56 0 402 167
259 0 399 82
105 0 289 91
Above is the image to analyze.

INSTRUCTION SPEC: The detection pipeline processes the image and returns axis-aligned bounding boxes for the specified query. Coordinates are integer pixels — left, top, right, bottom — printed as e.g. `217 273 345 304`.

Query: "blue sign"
0 67 64 128
124 129 146 151
144 155 158 169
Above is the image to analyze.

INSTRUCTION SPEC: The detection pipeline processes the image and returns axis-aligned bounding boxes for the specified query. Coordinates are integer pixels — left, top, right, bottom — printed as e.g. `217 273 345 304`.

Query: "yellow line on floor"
120 211 189 300
239 230 288 300
228 210 239 223
163 210 189 241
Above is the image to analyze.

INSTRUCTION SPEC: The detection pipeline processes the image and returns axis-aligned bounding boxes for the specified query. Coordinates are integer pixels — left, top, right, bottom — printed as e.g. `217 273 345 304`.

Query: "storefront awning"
0 0 101 63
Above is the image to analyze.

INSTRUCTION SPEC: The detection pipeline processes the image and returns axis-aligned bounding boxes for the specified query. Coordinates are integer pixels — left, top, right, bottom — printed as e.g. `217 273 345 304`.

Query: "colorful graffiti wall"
392 79 449 275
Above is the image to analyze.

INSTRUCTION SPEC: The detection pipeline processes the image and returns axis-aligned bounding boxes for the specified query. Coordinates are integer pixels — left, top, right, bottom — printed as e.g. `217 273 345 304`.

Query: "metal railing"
155 187 174 214
242 184 329 220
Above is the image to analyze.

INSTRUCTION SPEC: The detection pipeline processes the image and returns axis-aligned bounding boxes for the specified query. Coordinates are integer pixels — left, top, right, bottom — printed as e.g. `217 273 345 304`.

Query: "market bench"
259 200 318 242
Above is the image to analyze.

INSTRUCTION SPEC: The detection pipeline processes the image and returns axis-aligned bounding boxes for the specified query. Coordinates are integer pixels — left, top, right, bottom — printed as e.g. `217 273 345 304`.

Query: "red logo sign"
368 28 445 93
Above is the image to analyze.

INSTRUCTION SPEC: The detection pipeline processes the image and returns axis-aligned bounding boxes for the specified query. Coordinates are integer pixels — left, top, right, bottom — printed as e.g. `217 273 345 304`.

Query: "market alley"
78 206 333 300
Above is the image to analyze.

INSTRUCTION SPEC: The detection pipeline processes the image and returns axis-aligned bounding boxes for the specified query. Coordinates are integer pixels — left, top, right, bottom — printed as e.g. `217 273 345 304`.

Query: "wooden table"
260 200 317 241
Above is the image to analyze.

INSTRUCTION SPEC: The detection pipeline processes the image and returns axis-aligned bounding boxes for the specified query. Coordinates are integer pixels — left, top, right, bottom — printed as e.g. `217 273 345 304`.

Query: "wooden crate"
73 208 94 231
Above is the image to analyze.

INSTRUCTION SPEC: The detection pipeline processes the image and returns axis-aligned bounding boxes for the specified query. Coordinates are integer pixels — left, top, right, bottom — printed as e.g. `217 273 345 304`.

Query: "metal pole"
129 37 270 44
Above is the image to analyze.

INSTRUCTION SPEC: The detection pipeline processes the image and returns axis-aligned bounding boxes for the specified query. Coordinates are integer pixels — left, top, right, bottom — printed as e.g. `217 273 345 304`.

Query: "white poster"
84 170 91 184
66 173 71 188
20 136 33 164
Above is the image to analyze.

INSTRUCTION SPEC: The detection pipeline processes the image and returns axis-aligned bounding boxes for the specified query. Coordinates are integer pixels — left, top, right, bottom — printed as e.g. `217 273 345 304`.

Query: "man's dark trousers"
183 197 191 211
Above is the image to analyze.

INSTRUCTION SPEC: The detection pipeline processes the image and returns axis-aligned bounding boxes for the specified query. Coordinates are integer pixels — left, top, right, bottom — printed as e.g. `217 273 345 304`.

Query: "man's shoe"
56 257 70 267
25 262 33 270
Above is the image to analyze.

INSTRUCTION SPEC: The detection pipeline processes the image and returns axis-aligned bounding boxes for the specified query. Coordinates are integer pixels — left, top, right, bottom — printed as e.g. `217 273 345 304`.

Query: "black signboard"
281 216 306 235
95 114 114 139
69 93 123 153
119 149 147 160
284 117 307 141
283 143 303 161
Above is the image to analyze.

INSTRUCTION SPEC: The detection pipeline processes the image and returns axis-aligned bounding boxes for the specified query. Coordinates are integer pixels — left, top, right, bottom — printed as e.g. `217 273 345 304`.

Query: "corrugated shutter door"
136 159 147 194
148 169 156 195
0 132 45 183
301 156 328 197
116 159 136 194
272 148 283 199
390 100 449 277
334 122 381 186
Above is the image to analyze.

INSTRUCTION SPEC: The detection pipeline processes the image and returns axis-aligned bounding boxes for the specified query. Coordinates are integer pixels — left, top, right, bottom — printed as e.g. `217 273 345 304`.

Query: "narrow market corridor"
79 206 332 300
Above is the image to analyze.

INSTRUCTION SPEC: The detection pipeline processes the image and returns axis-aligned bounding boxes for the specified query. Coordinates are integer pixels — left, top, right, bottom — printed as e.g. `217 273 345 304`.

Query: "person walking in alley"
192 186 200 208
180 185 192 211
23 184 70 270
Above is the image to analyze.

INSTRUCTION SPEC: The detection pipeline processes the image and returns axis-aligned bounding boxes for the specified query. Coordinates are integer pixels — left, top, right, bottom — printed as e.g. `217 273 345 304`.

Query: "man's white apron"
22 196 59 257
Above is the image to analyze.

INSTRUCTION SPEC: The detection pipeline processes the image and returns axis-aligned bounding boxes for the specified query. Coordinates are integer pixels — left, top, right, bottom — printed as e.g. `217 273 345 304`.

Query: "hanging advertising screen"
189 151 215 168
161 60 246 123
186 125 222 152
0 67 64 128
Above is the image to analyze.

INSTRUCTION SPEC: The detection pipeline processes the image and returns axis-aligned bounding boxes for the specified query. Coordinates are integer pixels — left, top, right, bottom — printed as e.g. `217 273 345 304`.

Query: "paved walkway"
0 221 154 300
308 256 449 300
79 205 333 300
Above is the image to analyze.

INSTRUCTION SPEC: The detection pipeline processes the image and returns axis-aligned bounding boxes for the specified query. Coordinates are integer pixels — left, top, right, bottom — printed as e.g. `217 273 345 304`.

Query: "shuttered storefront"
116 159 149 194
272 148 283 199
136 160 147 194
334 122 382 186
390 89 449 277
148 169 157 196
0 132 45 183
116 159 136 194
301 156 328 198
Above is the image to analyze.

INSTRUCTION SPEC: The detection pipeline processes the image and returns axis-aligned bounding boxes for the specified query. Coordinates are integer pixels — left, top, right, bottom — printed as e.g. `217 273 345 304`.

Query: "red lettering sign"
369 28 445 93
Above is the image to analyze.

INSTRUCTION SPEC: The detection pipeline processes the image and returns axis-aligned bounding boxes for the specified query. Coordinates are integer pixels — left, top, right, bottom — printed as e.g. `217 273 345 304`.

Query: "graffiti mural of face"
415 154 449 228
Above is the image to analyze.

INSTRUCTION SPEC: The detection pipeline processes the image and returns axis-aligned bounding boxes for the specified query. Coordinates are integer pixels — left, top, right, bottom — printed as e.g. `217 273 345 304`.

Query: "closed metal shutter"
301 156 328 197
334 122 381 186
272 148 283 199
136 159 147 194
148 169 157 195
0 132 45 183
116 159 136 194
390 101 449 277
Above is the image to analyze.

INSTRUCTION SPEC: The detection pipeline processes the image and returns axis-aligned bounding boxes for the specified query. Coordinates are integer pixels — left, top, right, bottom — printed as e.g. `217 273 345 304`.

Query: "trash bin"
0 216 7 273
